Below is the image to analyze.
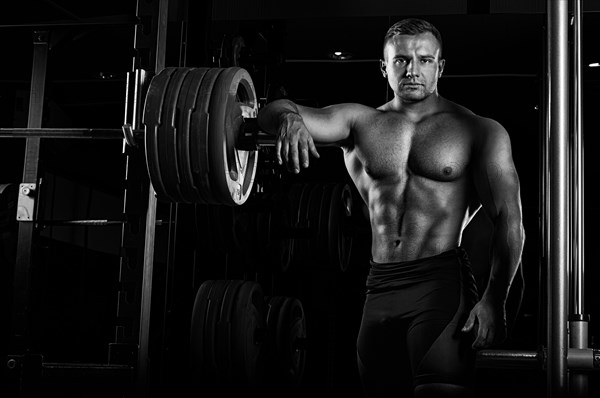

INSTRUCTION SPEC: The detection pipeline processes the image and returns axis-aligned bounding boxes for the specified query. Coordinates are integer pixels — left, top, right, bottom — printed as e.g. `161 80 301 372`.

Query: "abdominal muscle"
364 175 469 263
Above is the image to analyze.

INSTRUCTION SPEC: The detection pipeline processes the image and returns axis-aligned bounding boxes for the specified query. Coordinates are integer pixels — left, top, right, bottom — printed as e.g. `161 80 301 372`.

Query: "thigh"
356 294 413 397
406 276 476 388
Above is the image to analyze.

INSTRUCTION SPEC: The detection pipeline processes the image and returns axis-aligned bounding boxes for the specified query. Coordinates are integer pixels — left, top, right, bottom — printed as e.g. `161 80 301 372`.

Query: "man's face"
381 32 445 103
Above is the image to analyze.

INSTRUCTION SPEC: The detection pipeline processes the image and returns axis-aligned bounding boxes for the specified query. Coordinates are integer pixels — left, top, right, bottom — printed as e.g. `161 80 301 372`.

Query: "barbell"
142 66 280 206
142 67 363 271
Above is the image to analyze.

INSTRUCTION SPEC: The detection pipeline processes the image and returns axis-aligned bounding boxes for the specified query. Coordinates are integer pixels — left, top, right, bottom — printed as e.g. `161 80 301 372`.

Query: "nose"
405 59 418 77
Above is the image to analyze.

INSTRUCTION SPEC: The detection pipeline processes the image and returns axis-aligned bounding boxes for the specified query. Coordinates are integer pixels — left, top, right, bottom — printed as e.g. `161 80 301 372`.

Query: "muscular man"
257 18 525 397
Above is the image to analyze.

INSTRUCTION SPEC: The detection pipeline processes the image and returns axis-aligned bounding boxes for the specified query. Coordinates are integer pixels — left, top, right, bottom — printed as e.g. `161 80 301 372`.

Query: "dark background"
1 0 599 397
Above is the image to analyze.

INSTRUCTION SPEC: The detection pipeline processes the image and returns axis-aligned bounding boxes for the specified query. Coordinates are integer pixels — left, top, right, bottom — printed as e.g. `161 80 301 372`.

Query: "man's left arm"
462 119 525 349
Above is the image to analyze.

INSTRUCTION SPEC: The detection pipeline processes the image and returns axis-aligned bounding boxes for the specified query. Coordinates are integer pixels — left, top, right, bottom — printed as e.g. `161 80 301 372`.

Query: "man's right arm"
257 99 356 173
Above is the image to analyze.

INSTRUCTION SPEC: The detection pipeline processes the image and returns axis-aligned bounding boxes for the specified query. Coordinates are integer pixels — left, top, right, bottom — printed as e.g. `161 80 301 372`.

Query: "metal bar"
547 0 570 396
476 350 542 370
136 0 169 396
39 220 126 226
540 19 551 354
476 348 600 371
0 15 139 29
571 0 585 320
0 128 125 139
570 0 589 395
9 30 49 354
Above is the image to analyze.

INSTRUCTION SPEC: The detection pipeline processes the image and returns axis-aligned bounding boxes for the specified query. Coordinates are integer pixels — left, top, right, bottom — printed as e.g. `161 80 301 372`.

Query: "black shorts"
356 247 479 396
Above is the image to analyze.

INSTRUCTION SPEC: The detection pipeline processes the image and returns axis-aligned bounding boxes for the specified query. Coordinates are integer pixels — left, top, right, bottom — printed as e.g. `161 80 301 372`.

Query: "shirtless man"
257 18 524 397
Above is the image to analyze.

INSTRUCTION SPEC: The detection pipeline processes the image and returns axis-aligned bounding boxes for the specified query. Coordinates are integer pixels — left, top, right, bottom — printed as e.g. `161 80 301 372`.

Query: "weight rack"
0 1 182 397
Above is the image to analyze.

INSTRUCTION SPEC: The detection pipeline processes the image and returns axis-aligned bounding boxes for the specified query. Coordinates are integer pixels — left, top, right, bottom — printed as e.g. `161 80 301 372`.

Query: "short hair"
383 18 443 57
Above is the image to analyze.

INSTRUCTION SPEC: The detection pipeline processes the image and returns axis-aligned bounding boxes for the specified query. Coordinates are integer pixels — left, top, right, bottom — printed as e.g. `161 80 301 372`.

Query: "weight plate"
177 67 209 202
143 67 177 201
215 279 245 384
190 279 216 382
208 204 227 253
231 280 267 387
286 183 305 269
297 183 316 265
318 183 335 263
254 193 270 251
0 183 18 230
207 67 259 205
219 204 239 253
329 183 353 272
265 296 307 389
277 297 306 389
191 68 223 204
306 183 324 264
204 279 231 381
269 192 294 272
265 296 285 354
157 67 190 201
163 67 195 202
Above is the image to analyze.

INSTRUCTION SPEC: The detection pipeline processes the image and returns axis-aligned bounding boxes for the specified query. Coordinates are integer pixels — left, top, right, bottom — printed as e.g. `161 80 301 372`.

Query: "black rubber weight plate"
191 68 223 204
157 67 190 202
143 68 176 200
190 279 216 382
207 67 258 205
176 67 209 202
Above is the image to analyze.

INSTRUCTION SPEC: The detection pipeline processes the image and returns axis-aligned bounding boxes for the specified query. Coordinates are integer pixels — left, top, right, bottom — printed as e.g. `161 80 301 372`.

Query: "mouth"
401 82 422 88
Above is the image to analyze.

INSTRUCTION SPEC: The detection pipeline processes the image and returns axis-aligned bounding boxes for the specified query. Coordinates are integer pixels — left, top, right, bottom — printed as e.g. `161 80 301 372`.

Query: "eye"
421 58 433 64
394 58 407 65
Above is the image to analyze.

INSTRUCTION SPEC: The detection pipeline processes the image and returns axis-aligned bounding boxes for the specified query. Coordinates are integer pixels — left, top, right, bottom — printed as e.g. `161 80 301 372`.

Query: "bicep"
473 126 522 221
297 103 358 145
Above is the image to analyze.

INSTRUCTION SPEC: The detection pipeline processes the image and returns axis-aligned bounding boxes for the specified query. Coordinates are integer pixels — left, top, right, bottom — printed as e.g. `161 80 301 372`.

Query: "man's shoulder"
328 102 381 117
442 100 505 133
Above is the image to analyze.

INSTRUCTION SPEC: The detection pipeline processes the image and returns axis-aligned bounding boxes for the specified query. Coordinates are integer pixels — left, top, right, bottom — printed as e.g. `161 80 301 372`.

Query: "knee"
414 382 473 398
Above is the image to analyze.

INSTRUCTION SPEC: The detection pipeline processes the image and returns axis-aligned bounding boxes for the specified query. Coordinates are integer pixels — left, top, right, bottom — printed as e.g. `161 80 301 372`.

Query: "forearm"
484 213 525 304
257 99 301 135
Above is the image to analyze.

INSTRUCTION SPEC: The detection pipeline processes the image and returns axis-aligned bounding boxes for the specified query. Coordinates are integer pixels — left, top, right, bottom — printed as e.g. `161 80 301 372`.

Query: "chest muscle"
353 117 472 182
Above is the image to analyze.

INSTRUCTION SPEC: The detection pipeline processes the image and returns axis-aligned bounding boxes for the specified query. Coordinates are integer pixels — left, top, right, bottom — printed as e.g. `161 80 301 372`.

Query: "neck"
393 91 442 120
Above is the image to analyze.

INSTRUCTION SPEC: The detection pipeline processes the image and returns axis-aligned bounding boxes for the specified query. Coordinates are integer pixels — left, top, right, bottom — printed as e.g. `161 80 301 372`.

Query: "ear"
380 59 387 78
438 59 445 78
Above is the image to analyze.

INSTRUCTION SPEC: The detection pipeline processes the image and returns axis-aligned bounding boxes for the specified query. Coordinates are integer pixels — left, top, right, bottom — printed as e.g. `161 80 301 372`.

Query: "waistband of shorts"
369 246 467 268
366 247 469 294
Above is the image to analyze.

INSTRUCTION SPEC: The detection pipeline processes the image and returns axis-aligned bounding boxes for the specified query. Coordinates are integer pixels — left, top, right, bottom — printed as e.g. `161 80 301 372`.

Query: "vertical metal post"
547 0 569 396
569 0 589 395
136 0 169 396
10 30 49 352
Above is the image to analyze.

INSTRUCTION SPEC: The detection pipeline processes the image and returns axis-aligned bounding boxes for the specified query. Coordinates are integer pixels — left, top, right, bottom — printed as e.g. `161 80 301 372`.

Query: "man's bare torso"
342 98 483 263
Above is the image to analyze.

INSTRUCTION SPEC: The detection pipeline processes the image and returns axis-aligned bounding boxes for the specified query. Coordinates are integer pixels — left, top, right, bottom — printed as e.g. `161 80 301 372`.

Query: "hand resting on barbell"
258 98 354 175
273 110 320 174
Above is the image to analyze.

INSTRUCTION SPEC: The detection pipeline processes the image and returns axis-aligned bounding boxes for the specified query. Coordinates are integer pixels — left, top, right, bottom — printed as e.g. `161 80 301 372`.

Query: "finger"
300 146 310 168
281 140 290 169
289 141 300 173
486 329 496 347
308 137 320 159
462 313 476 332
275 137 283 165
473 327 488 349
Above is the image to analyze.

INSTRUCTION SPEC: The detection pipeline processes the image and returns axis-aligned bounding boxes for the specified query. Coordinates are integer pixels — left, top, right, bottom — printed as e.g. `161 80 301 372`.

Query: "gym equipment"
143 67 259 205
190 279 308 392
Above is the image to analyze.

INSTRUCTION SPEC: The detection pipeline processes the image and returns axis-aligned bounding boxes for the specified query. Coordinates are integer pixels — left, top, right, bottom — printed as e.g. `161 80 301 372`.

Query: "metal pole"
570 0 585 324
547 0 570 396
570 0 589 395
10 30 49 353
136 0 169 396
